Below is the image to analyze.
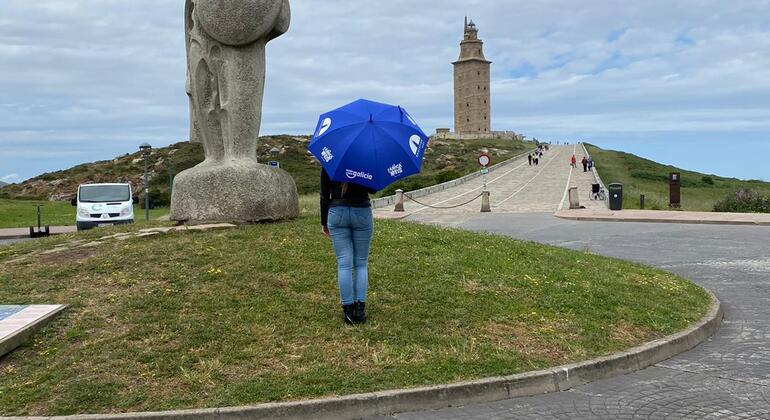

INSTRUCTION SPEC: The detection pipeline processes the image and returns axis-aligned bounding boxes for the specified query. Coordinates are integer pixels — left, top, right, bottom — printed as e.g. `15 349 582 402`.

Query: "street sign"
478 153 491 168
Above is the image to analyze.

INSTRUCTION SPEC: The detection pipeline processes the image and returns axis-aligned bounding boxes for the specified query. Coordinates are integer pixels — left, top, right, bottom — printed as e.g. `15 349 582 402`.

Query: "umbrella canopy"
307 99 429 191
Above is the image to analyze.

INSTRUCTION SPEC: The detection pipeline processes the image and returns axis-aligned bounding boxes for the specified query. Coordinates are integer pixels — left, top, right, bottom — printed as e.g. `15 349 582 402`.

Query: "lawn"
0 204 711 415
0 199 169 229
586 144 770 211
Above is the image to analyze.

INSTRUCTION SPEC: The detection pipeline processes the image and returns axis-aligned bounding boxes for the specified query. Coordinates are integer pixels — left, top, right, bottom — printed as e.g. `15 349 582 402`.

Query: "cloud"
1 0 770 181
1 173 20 183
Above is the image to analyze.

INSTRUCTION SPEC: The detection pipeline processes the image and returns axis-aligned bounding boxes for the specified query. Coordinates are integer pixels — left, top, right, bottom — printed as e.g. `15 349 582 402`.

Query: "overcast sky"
2 0 770 183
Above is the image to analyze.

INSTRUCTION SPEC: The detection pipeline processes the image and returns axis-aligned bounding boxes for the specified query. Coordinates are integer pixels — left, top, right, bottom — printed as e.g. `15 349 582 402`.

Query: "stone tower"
453 17 491 134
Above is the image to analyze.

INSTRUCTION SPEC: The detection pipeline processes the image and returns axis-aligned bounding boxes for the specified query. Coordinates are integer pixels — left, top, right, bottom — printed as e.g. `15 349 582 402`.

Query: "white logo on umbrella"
346 169 373 180
321 147 334 162
409 135 422 156
317 117 332 137
388 163 403 177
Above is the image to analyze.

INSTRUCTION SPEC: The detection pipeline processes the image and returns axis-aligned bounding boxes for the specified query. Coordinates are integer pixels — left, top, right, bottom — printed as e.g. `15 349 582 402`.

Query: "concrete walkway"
374 214 770 419
557 208 770 226
0 225 76 239
375 144 606 226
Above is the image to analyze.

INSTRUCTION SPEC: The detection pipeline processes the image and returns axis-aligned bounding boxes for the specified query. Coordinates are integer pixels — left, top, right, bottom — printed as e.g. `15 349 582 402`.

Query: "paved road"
373 214 770 419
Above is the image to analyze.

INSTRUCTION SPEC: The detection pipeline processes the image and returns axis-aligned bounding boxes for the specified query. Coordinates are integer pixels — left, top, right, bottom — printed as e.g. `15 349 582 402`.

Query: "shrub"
630 170 667 182
701 176 714 185
713 189 770 213
434 170 461 184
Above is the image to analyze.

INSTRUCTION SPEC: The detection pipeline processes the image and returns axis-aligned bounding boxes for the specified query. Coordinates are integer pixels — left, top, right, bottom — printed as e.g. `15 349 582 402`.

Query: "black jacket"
320 169 376 227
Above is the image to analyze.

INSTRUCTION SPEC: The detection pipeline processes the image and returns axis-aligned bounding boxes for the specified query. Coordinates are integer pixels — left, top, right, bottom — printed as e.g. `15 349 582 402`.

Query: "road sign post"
478 153 491 190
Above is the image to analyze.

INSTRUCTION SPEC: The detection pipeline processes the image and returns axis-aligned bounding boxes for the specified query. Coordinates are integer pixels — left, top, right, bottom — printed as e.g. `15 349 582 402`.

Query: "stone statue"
170 0 299 223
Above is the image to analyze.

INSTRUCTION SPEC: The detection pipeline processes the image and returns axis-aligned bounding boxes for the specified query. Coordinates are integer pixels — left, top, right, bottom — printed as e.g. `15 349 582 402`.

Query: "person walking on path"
320 169 376 325
582 156 588 172
570 154 577 168
588 156 594 170
528 153 532 166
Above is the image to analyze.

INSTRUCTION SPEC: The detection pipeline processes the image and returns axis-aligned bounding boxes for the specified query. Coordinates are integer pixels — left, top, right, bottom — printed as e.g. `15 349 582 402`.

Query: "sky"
2 0 770 183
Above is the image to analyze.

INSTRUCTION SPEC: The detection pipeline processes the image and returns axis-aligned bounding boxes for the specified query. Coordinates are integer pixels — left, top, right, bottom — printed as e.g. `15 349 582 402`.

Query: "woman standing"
320 168 377 325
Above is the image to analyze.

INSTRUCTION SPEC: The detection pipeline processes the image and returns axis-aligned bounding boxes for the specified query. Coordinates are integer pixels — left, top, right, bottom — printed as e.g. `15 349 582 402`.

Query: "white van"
71 183 138 231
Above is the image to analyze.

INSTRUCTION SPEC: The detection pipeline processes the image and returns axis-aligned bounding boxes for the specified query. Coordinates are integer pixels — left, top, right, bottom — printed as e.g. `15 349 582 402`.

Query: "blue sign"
268 161 280 168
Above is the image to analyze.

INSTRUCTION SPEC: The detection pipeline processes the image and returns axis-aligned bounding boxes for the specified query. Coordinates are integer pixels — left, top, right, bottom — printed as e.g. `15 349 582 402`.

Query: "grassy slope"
586 144 770 211
2 136 531 203
0 199 168 229
0 209 709 415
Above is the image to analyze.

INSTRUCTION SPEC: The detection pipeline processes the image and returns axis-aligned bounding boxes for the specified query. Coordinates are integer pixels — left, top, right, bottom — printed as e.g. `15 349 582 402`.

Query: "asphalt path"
373 214 770 419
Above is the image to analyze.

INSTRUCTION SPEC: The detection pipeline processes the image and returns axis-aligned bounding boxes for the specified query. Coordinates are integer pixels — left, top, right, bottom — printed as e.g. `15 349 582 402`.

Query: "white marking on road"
558 144 578 211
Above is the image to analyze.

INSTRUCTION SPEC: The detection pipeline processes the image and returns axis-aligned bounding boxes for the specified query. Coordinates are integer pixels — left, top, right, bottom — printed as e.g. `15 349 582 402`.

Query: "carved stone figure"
171 0 299 223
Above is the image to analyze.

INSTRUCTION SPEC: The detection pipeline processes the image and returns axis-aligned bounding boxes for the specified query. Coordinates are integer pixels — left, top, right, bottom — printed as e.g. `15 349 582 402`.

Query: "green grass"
0 199 168 229
586 144 770 211
0 203 710 415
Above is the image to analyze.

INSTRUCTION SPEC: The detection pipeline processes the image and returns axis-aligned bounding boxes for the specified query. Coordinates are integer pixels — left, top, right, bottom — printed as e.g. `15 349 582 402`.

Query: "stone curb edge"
7 291 722 420
0 305 67 359
554 212 770 227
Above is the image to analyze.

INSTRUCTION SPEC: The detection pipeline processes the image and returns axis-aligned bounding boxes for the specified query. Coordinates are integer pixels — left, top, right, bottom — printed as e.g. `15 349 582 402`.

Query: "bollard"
481 191 491 212
394 189 405 212
640 194 645 210
568 187 580 209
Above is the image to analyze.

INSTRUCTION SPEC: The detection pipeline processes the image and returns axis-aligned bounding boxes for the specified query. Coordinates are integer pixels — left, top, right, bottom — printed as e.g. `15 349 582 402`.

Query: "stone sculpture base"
170 162 299 224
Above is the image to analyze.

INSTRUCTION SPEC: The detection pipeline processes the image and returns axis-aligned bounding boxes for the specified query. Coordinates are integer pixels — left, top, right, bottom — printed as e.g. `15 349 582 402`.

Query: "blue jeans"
328 206 373 305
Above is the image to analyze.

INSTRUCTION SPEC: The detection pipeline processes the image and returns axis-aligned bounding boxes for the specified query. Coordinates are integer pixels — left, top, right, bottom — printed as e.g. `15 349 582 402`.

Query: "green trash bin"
608 183 623 210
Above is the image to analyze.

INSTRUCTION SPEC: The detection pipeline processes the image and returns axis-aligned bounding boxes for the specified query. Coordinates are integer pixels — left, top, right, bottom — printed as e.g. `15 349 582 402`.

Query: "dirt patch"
38 247 98 265
610 321 657 346
483 320 580 364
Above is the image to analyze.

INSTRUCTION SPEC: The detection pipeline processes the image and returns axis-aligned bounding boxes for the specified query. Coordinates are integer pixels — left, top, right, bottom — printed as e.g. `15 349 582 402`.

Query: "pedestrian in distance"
582 156 588 172
570 154 577 168
588 157 594 170
320 168 376 325
528 153 532 166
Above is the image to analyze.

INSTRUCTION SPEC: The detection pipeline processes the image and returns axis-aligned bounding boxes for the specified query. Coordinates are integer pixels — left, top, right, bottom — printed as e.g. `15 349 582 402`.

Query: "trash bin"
608 183 623 210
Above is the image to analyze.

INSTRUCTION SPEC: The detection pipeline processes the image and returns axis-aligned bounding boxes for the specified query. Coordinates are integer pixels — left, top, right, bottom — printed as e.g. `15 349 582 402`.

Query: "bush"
713 189 770 213
701 176 714 185
630 170 667 182
434 170 461 184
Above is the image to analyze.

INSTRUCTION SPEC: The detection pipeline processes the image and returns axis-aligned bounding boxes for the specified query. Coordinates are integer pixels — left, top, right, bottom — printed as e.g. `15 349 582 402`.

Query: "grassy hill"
0 181 8 188
586 144 770 211
1 136 531 205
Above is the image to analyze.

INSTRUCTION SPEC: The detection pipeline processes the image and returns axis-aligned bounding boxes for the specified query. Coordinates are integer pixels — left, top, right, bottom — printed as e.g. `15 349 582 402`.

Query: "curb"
6 291 722 420
555 213 770 227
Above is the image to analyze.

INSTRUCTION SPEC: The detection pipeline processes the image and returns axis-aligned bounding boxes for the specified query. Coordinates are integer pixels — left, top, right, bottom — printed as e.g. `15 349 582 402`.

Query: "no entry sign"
478 153 491 168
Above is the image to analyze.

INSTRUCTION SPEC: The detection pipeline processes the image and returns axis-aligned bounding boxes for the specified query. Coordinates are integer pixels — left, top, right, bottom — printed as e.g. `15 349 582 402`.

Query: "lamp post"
139 142 152 221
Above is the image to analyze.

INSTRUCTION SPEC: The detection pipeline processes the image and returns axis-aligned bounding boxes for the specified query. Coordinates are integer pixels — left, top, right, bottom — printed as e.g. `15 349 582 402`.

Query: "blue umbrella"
307 99 429 191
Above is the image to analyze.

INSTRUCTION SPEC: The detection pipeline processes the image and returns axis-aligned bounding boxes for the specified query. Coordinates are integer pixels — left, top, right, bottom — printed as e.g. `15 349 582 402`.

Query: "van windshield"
79 185 130 203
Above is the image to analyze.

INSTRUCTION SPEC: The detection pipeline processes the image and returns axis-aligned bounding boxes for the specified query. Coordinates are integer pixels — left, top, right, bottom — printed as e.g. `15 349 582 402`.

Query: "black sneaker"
342 304 355 325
